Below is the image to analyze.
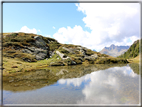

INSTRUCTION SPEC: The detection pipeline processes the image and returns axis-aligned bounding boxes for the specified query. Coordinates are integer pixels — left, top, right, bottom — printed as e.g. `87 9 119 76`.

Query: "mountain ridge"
100 44 130 57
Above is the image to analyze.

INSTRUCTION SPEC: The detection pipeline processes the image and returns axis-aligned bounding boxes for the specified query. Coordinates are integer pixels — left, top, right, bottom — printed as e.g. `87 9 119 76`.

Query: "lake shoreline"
2 56 134 76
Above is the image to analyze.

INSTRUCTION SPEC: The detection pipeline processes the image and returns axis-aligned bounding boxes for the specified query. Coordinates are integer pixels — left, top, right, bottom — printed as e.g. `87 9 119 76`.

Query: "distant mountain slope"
100 44 130 57
118 39 141 59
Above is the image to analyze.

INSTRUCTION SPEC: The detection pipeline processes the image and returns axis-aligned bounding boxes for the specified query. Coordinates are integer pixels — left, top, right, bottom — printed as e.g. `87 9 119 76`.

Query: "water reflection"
3 64 140 104
58 66 140 104
3 64 127 92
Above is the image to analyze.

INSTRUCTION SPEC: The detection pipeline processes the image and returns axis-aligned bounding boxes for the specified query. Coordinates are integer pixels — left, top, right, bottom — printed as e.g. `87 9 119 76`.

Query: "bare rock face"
21 36 49 61
22 46 48 60
34 36 48 50
35 52 47 60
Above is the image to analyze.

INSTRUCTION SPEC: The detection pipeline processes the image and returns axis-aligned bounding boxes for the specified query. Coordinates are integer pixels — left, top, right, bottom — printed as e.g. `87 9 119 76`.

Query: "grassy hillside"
118 39 141 59
2 32 129 75
3 32 60 62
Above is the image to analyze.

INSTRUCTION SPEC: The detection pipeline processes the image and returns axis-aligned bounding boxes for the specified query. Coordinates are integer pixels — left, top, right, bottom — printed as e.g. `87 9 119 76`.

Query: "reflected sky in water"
3 64 140 105
58 66 139 104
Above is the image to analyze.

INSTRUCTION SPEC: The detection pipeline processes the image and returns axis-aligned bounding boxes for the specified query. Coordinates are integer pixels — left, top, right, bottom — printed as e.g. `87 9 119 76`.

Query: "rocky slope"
100 44 129 57
3 33 128 66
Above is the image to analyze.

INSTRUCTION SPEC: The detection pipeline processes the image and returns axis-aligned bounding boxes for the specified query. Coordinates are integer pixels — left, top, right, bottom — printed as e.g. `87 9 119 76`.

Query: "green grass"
118 39 141 59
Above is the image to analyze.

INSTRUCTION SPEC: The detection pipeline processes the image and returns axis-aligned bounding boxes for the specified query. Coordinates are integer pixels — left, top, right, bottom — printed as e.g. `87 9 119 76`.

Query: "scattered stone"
11 66 18 68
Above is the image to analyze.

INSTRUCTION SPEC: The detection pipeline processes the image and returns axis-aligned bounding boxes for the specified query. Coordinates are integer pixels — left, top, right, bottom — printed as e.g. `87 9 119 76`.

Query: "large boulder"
77 46 87 55
63 58 77 65
56 51 69 60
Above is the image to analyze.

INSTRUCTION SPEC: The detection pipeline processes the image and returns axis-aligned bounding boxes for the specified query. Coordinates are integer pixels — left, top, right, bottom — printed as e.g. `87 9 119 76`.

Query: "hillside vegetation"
118 39 141 59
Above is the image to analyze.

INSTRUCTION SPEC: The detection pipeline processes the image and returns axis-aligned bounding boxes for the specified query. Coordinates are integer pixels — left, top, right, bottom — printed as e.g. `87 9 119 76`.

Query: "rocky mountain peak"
100 44 130 57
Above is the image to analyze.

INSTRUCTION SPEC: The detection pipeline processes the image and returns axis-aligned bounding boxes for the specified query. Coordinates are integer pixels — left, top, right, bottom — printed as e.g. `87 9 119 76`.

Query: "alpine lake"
2 63 141 106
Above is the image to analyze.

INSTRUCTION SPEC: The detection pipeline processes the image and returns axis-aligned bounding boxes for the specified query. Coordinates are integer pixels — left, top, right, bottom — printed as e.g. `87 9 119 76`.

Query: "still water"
2 63 140 105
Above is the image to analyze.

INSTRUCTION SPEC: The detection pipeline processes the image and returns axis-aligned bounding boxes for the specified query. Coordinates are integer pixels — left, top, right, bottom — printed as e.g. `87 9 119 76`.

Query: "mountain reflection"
58 66 140 104
3 64 128 92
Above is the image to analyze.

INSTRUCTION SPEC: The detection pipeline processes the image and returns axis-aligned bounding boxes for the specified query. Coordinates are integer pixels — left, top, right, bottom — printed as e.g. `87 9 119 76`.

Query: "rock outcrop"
3 33 50 62
34 36 48 50
22 36 49 60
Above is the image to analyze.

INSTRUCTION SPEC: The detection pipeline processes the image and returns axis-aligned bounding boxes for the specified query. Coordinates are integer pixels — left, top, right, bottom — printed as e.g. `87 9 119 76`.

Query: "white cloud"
57 66 139 104
17 26 41 34
53 26 55 29
53 3 140 51
53 25 92 47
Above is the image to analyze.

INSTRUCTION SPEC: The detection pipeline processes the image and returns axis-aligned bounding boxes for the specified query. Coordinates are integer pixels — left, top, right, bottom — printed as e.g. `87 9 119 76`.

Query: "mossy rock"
59 48 70 54
63 58 73 65
85 49 95 56
50 61 65 66
71 57 82 64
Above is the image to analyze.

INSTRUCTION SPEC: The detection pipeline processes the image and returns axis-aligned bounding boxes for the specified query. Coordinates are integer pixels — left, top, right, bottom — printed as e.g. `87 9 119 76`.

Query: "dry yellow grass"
127 54 140 64
3 57 49 76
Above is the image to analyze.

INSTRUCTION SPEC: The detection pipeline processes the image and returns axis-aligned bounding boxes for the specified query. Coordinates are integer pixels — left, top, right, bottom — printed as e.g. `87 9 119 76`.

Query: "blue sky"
3 3 140 51
3 3 90 36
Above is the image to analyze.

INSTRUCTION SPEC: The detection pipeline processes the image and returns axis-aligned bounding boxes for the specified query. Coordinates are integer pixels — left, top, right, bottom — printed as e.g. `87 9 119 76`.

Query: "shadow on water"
3 64 128 92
